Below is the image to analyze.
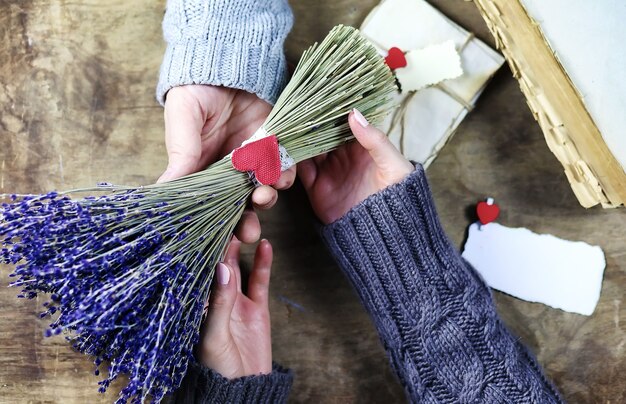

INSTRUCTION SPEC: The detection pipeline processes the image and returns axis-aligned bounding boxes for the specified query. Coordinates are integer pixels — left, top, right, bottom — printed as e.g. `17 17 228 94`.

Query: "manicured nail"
352 108 369 127
217 263 230 285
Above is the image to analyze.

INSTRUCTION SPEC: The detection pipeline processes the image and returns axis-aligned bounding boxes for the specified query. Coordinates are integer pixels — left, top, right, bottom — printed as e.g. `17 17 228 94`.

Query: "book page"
521 0 626 171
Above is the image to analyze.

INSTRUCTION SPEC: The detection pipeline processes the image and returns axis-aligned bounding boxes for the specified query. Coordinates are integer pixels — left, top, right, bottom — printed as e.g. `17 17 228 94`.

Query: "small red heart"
385 47 407 70
231 135 281 185
476 201 500 225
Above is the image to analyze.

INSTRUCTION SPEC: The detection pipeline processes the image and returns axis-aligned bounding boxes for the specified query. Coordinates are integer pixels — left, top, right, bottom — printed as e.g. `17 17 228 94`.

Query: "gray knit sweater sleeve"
157 0 293 105
172 360 293 403
322 165 563 403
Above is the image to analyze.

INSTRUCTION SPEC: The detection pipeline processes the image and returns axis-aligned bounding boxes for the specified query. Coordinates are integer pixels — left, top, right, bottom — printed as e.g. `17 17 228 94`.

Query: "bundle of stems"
0 25 396 403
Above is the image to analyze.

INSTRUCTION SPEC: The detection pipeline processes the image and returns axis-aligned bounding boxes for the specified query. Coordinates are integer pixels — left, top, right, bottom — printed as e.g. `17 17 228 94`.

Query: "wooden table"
0 1 624 403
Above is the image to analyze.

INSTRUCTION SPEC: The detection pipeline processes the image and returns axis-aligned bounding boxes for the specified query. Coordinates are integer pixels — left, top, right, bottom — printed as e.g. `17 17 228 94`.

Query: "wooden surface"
0 1 624 403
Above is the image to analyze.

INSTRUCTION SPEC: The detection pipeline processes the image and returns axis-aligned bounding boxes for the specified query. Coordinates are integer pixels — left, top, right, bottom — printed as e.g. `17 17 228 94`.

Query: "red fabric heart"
231 135 281 185
476 201 500 225
385 47 407 70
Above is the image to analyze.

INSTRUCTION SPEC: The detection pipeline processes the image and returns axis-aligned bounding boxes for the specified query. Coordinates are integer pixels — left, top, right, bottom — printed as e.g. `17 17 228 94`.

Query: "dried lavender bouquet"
0 25 396 403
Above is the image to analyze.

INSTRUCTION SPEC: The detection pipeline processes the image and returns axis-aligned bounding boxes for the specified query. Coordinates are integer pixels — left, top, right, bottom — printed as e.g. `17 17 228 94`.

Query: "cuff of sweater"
172 360 293 404
322 164 450 250
321 165 463 299
157 36 290 106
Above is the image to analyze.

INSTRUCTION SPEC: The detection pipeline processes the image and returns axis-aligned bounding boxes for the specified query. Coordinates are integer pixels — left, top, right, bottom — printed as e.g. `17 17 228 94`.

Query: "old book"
474 0 626 208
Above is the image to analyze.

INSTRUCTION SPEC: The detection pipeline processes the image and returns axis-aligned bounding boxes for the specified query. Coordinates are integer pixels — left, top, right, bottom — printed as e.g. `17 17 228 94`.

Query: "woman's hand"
159 85 296 242
298 109 414 224
198 237 273 379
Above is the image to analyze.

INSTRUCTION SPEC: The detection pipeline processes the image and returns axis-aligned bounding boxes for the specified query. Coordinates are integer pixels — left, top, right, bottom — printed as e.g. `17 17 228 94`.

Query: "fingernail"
217 263 230 285
352 108 369 127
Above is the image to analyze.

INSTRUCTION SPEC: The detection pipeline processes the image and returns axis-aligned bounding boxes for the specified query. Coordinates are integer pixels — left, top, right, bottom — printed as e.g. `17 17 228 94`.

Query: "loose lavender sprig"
1 25 396 403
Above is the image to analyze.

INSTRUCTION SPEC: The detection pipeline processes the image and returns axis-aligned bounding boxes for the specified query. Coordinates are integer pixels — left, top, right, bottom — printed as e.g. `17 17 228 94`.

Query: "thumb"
157 95 204 183
348 108 407 172
204 263 237 339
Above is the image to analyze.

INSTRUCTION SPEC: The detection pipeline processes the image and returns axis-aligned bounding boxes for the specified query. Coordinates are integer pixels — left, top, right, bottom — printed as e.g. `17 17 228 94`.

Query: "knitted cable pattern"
322 165 564 403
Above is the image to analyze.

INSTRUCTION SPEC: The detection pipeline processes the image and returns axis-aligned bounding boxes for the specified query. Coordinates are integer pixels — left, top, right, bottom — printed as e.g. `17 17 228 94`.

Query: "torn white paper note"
395 40 463 93
462 222 605 316
360 0 505 167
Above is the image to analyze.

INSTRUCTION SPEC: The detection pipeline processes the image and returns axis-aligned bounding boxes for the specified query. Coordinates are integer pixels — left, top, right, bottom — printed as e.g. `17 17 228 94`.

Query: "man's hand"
199 237 274 378
159 85 296 242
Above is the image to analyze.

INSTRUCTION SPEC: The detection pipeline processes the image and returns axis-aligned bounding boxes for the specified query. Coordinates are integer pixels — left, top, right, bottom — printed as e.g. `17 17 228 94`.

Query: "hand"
158 85 296 242
298 109 414 224
198 237 273 378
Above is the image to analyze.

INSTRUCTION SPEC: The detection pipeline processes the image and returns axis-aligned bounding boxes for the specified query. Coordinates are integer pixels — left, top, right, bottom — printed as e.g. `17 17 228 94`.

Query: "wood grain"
0 1 624 403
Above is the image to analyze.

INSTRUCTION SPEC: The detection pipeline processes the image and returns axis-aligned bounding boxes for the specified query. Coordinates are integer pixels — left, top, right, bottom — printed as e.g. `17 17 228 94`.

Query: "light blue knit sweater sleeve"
157 0 293 105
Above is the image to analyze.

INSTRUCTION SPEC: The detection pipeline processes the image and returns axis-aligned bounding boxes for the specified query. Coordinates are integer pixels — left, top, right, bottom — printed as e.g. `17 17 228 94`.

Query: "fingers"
234 209 261 244
158 89 205 183
251 186 278 210
247 239 273 305
348 108 414 180
297 158 318 190
240 170 293 242
348 109 402 169
224 236 242 263
204 262 237 339
275 166 296 190
250 165 296 210
224 237 243 292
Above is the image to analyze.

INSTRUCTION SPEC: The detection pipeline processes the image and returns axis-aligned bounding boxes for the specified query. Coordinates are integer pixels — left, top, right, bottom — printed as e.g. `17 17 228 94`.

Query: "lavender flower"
1 25 396 404
1 160 253 403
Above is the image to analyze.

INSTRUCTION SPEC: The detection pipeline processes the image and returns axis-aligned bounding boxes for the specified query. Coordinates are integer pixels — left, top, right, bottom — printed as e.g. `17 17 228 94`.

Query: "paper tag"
395 40 463 93
462 222 605 315
360 0 505 168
